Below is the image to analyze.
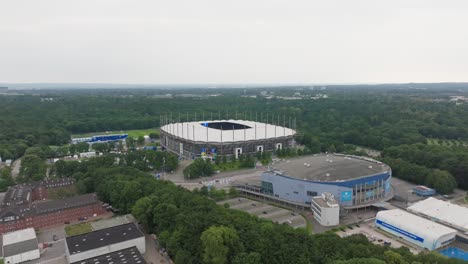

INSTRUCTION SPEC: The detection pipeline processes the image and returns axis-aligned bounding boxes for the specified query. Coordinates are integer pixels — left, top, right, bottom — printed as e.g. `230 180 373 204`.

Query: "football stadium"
261 154 393 208
160 119 296 158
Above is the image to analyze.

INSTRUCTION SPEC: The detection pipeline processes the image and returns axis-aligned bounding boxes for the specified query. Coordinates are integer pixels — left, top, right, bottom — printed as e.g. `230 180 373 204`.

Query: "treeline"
184 153 262 179
2 90 468 190
382 143 468 190
52 157 464 264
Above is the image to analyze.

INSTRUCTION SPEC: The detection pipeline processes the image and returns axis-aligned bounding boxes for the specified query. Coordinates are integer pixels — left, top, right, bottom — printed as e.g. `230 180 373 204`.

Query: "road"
11 158 21 178
143 234 172 264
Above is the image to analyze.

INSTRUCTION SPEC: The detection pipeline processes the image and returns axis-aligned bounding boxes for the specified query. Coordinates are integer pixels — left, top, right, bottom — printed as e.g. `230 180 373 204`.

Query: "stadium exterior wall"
261 171 392 208
160 130 294 158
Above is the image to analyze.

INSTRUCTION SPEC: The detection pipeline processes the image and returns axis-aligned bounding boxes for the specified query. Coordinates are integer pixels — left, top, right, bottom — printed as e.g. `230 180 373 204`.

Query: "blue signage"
376 219 424 242
385 180 391 193
365 190 374 199
341 191 352 201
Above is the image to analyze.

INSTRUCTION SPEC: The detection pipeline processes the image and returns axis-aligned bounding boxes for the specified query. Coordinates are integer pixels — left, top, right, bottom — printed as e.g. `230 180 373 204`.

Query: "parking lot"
336 222 421 254
219 197 307 229
23 226 67 264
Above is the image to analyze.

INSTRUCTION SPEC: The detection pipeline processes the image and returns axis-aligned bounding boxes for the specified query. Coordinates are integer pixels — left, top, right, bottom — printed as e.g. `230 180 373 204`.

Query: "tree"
69 144 76 155
425 169 457 194
137 136 145 146
232 252 261 264
75 142 89 153
92 143 109 153
19 154 47 182
149 132 159 139
183 158 214 179
126 137 135 148
200 226 242 264
0 167 15 192
383 251 407 264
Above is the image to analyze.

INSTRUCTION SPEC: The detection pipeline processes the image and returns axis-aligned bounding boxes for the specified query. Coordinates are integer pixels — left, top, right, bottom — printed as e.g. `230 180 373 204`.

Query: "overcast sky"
1 0 467 84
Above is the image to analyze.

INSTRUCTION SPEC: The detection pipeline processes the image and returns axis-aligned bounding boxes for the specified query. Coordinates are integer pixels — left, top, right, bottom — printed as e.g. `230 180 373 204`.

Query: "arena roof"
161 119 295 143
376 209 457 242
271 154 389 181
407 197 468 232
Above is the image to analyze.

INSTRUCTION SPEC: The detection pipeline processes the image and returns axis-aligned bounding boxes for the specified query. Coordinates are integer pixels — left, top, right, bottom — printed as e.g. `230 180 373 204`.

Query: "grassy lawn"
72 128 159 139
65 222 93 236
427 138 467 147
47 186 78 200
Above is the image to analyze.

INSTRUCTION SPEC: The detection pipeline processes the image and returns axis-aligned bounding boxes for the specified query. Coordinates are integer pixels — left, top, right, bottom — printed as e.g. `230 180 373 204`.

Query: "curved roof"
161 119 295 143
376 209 456 243
408 197 468 232
271 154 389 182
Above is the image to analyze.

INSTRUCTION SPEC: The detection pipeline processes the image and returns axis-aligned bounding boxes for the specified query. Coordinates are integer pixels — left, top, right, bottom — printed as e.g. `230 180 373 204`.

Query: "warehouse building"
65 223 145 263
408 197 468 232
376 209 457 250
2 228 40 263
311 192 339 226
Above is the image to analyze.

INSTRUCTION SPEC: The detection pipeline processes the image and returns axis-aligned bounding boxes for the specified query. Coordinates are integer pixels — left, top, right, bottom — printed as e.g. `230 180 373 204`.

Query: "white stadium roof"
407 197 468 232
376 209 456 242
161 120 295 143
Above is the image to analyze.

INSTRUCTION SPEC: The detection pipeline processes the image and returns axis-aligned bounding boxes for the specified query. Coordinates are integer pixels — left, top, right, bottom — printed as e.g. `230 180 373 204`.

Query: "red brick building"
0 179 106 234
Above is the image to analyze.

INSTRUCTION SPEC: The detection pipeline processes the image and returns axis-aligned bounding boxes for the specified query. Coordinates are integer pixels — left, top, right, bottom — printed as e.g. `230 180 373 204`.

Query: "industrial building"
412 185 436 197
160 119 296 158
311 193 339 226
65 223 145 263
376 209 457 250
261 154 393 208
2 228 40 263
408 197 468 232
0 179 105 233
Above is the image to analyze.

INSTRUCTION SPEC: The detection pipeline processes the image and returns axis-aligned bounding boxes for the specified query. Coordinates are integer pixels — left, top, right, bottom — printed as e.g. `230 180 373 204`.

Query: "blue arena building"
261 154 393 208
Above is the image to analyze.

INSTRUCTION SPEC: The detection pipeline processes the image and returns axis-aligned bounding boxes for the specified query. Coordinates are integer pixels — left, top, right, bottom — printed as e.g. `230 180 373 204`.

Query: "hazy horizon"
2 0 468 84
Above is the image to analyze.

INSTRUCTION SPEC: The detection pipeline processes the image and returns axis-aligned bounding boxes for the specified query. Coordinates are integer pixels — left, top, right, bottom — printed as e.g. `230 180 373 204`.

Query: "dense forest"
53 156 465 264
1 87 468 191
1 86 468 263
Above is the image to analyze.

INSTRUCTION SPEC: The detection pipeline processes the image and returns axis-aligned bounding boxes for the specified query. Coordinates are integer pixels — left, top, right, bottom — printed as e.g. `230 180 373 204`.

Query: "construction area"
219 197 307 229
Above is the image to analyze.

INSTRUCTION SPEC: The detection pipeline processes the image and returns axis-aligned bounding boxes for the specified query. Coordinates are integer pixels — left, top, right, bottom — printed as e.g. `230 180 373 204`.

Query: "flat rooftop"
66 223 144 255
2 228 39 257
71 246 147 264
312 197 338 208
271 154 389 182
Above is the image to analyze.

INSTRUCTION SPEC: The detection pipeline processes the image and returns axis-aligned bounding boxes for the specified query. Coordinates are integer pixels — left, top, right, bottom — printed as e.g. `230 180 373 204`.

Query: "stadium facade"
160 119 296 158
261 154 393 209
